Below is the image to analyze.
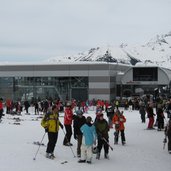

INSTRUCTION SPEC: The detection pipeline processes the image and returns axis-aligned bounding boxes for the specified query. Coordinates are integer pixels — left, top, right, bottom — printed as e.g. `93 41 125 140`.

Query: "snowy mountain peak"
47 31 171 69
147 31 171 47
47 45 141 66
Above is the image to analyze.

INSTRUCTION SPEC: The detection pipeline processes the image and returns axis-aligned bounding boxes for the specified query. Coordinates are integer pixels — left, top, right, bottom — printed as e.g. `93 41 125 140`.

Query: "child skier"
78 116 97 164
112 110 126 145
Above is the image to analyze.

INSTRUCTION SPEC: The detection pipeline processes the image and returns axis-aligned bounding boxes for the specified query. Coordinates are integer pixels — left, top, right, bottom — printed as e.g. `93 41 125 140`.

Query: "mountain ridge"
47 31 171 69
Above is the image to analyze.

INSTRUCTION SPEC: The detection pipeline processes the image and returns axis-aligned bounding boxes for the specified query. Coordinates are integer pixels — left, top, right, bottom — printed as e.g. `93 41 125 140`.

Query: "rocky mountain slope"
47 31 171 69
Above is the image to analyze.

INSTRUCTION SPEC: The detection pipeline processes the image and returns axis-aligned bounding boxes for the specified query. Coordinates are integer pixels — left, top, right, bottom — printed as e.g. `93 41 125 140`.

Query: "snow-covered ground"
0 107 170 171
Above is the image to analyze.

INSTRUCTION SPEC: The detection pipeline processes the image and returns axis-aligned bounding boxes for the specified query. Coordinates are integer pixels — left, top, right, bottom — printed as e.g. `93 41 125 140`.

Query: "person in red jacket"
63 102 73 146
112 110 126 145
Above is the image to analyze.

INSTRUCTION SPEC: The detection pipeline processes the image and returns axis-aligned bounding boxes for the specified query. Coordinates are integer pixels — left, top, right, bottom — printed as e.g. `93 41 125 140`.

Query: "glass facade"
0 77 88 102
133 67 158 81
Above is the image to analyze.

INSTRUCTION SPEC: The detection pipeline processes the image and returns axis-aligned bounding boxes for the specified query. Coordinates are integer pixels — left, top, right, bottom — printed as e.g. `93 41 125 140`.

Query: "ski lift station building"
0 62 171 102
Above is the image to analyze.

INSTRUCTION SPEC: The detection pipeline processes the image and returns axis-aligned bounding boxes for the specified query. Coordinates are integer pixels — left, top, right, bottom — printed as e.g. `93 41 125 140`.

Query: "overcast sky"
0 0 171 62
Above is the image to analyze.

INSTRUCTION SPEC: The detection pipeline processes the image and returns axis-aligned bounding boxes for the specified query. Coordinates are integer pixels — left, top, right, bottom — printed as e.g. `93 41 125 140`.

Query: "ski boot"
104 153 109 159
87 160 92 164
122 141 126 145
114 141 118 145
78 159 86 163
96 152 100 160
46 153 55 159
49 153 55 159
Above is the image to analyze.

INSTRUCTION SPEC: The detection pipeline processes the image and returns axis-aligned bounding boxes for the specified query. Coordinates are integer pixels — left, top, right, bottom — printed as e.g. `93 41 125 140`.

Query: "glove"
120 118 124 122
59 122 64 129
45 128 48 132
74 133 78 140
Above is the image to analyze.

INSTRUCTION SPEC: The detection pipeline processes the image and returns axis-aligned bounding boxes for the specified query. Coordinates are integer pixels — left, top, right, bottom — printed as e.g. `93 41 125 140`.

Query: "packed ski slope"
0 107 170 171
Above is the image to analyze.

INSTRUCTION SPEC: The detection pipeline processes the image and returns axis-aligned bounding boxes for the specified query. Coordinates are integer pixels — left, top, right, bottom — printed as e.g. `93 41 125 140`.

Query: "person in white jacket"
78 116 97 164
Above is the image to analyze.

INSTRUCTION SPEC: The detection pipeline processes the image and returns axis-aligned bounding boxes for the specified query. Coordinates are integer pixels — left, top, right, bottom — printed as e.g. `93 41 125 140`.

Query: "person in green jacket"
41 105 63 159
95 113 110 159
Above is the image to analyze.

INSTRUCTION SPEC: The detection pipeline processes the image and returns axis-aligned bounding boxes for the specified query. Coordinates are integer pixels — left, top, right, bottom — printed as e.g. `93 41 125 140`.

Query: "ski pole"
61 128 76 157
33 132 46 160
102 137 113 151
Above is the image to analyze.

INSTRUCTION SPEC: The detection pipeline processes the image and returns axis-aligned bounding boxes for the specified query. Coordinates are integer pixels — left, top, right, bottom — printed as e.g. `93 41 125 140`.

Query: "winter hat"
86 116 92 123
76 110 83 115
107 105 112 109
66 101 71 107
52 105 57 111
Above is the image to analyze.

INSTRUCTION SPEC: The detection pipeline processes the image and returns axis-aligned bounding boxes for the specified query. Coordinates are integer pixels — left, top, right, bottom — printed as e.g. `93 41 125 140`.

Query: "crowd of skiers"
40 96 171 162
136 96 171 153
40 99 128 163
1 95 171 161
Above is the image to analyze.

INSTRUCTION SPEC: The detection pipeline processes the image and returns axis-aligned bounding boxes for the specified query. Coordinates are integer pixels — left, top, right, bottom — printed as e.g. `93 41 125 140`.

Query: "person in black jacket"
139 101 146 123
156 105 165 131
165 119 171 154
166 99 171 119
106 105 114 128
24 100 30 114
0 98 3 121
73 109 86 157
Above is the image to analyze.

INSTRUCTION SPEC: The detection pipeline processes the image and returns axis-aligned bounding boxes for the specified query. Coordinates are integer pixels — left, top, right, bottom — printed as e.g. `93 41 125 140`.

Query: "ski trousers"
80 144 93 161
63 124 72 145
97 137 109 154
148 117 154 128
46 132 58 154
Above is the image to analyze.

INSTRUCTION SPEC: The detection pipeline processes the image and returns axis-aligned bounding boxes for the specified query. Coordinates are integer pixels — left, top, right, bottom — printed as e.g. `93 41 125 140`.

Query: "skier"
0 98 3 122
24 100 30 114
63 102 73 146
164 119 171 154
128 99 133 112
106 105 115 128
78 116 97 164
139 101 146 123
156 105 165 131
115 100 119 110
34 100 39 115
166 99 171 119
73 109 86 157
146 102 155 129
41 105 63 159
112 110 126 145
95 113 110 159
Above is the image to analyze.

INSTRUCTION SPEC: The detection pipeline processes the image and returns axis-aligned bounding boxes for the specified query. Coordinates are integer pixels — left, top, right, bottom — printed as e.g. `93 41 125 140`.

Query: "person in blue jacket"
78 116 97 164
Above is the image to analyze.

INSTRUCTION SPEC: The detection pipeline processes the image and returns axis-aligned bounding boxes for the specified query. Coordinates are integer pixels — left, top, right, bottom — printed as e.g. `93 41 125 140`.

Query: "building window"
133 67 158 81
